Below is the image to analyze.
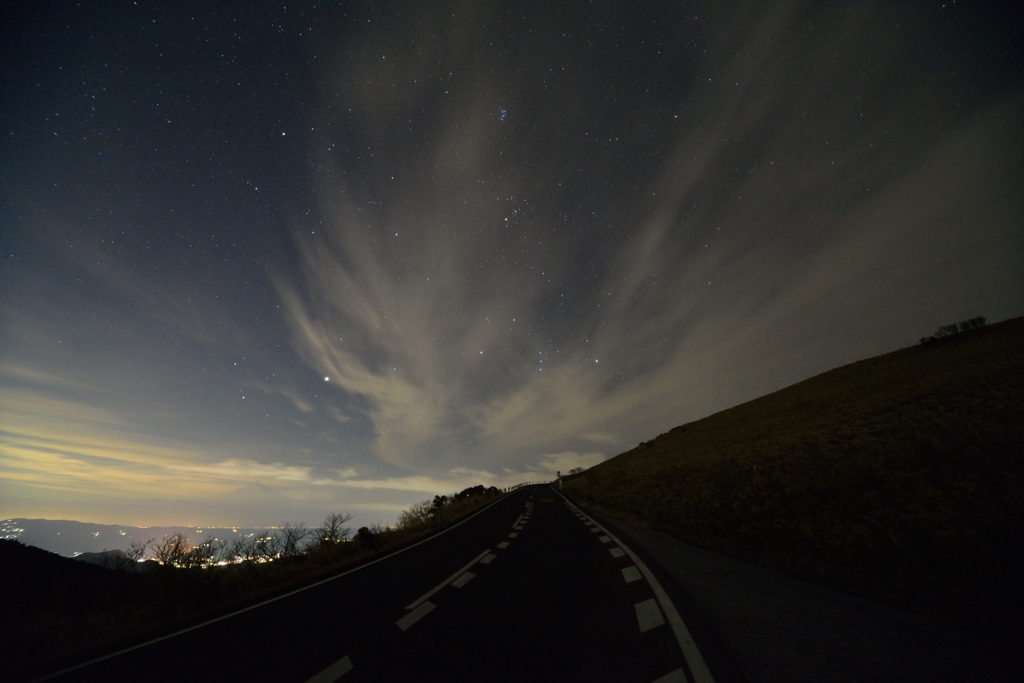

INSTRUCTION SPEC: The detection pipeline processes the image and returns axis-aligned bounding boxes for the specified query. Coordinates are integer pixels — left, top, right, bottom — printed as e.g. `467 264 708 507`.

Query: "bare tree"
152 532 191 567
230 535 259 564
316 513 354 546
396 500 434 530
255 531 282 561
279 522 312 557
184 536 225 569
113 537 153 571
125 538 153 563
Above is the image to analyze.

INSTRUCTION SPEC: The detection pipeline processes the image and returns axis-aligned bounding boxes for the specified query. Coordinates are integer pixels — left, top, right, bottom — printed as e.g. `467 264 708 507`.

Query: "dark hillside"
0 540 131 614
565 316 1024 640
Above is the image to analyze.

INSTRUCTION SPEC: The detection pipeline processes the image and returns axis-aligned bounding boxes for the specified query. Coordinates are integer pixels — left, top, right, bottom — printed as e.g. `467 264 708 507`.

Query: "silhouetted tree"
919 316 986 344
255 531 282 561
278 523 311 557
183 536 224 568
230 535 260 563
316 513 354 546
152 532 191 567
396 500 434 529
125 538 152 563
431 494 449 515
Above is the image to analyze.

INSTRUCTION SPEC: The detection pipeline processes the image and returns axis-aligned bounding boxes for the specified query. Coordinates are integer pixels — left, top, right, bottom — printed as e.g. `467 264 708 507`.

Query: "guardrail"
503 481 548 492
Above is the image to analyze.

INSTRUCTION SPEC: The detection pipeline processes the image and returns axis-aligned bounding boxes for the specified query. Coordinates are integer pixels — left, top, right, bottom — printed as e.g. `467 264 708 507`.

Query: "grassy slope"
565 317 1024 639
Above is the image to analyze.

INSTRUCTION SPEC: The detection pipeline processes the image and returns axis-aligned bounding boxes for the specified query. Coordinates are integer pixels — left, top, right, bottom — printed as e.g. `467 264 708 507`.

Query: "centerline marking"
397 602 435 631
405 549 490 610
35 488 518 681
451 571 476 588
304 655 353 683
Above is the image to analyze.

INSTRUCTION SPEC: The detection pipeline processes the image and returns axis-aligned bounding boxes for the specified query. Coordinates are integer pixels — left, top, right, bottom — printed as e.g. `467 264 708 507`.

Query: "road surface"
39 485 734 682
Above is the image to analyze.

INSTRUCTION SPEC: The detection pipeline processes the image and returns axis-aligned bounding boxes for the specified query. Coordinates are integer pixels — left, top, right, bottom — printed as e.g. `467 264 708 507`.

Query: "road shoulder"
591 511 1021 683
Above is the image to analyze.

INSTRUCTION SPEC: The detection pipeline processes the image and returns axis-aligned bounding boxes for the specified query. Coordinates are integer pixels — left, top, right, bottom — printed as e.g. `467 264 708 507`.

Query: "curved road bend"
38 485 736 683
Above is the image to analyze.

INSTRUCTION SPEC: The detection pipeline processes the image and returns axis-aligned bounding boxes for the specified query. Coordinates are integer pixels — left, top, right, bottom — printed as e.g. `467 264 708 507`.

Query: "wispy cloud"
2 0 1019 528
278 0 1022 478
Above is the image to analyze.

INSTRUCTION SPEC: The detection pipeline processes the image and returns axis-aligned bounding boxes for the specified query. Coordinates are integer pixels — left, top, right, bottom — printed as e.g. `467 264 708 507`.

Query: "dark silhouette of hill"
0 540 132 616
565 316 1024 642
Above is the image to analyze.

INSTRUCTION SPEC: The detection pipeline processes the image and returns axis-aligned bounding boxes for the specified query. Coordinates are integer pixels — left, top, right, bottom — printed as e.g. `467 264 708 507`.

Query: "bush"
920 316 986 344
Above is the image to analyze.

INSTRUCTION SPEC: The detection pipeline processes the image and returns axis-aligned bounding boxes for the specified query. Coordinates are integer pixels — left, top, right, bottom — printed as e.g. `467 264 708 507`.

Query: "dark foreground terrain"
0 493 499 681
5 487 730 683
565 316 1024 642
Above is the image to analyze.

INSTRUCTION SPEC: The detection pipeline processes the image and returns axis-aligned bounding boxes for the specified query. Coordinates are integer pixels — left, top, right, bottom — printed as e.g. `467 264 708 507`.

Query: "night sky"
2 1 1021 527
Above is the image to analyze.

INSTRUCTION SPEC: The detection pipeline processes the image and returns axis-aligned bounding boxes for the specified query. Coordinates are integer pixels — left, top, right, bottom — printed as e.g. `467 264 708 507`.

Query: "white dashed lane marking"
652 669 688 683
405 549 490 610
622 566 642 583
590 527 601 533
396 601 436 631
556 489 716 683
480 553 497 564
451 571 476 589
497 541 510 549
304 655 353 683
635 598 665 633
508 532 519 538
599 535 611 543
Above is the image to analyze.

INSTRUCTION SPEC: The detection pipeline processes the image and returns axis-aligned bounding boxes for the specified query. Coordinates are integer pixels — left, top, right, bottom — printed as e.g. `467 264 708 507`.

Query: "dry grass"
565 317 1024 640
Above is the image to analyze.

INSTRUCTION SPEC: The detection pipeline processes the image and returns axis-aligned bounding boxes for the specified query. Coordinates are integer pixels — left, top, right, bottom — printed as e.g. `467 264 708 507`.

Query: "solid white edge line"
552 487 716 683
33 490 520 682
304 654 354 683
406 549 490 609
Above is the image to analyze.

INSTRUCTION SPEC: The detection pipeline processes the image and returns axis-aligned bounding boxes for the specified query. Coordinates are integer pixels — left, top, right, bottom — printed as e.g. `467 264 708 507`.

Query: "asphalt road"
593 512 1023 683
39 485 734 683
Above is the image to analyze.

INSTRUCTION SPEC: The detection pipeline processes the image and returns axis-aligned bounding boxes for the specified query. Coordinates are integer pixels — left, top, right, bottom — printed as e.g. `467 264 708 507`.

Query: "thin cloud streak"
279 0 1022 477
1 0 1019 528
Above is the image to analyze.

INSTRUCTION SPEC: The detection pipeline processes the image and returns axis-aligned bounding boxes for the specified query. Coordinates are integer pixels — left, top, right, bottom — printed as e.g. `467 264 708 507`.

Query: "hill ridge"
566 316 1024 641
